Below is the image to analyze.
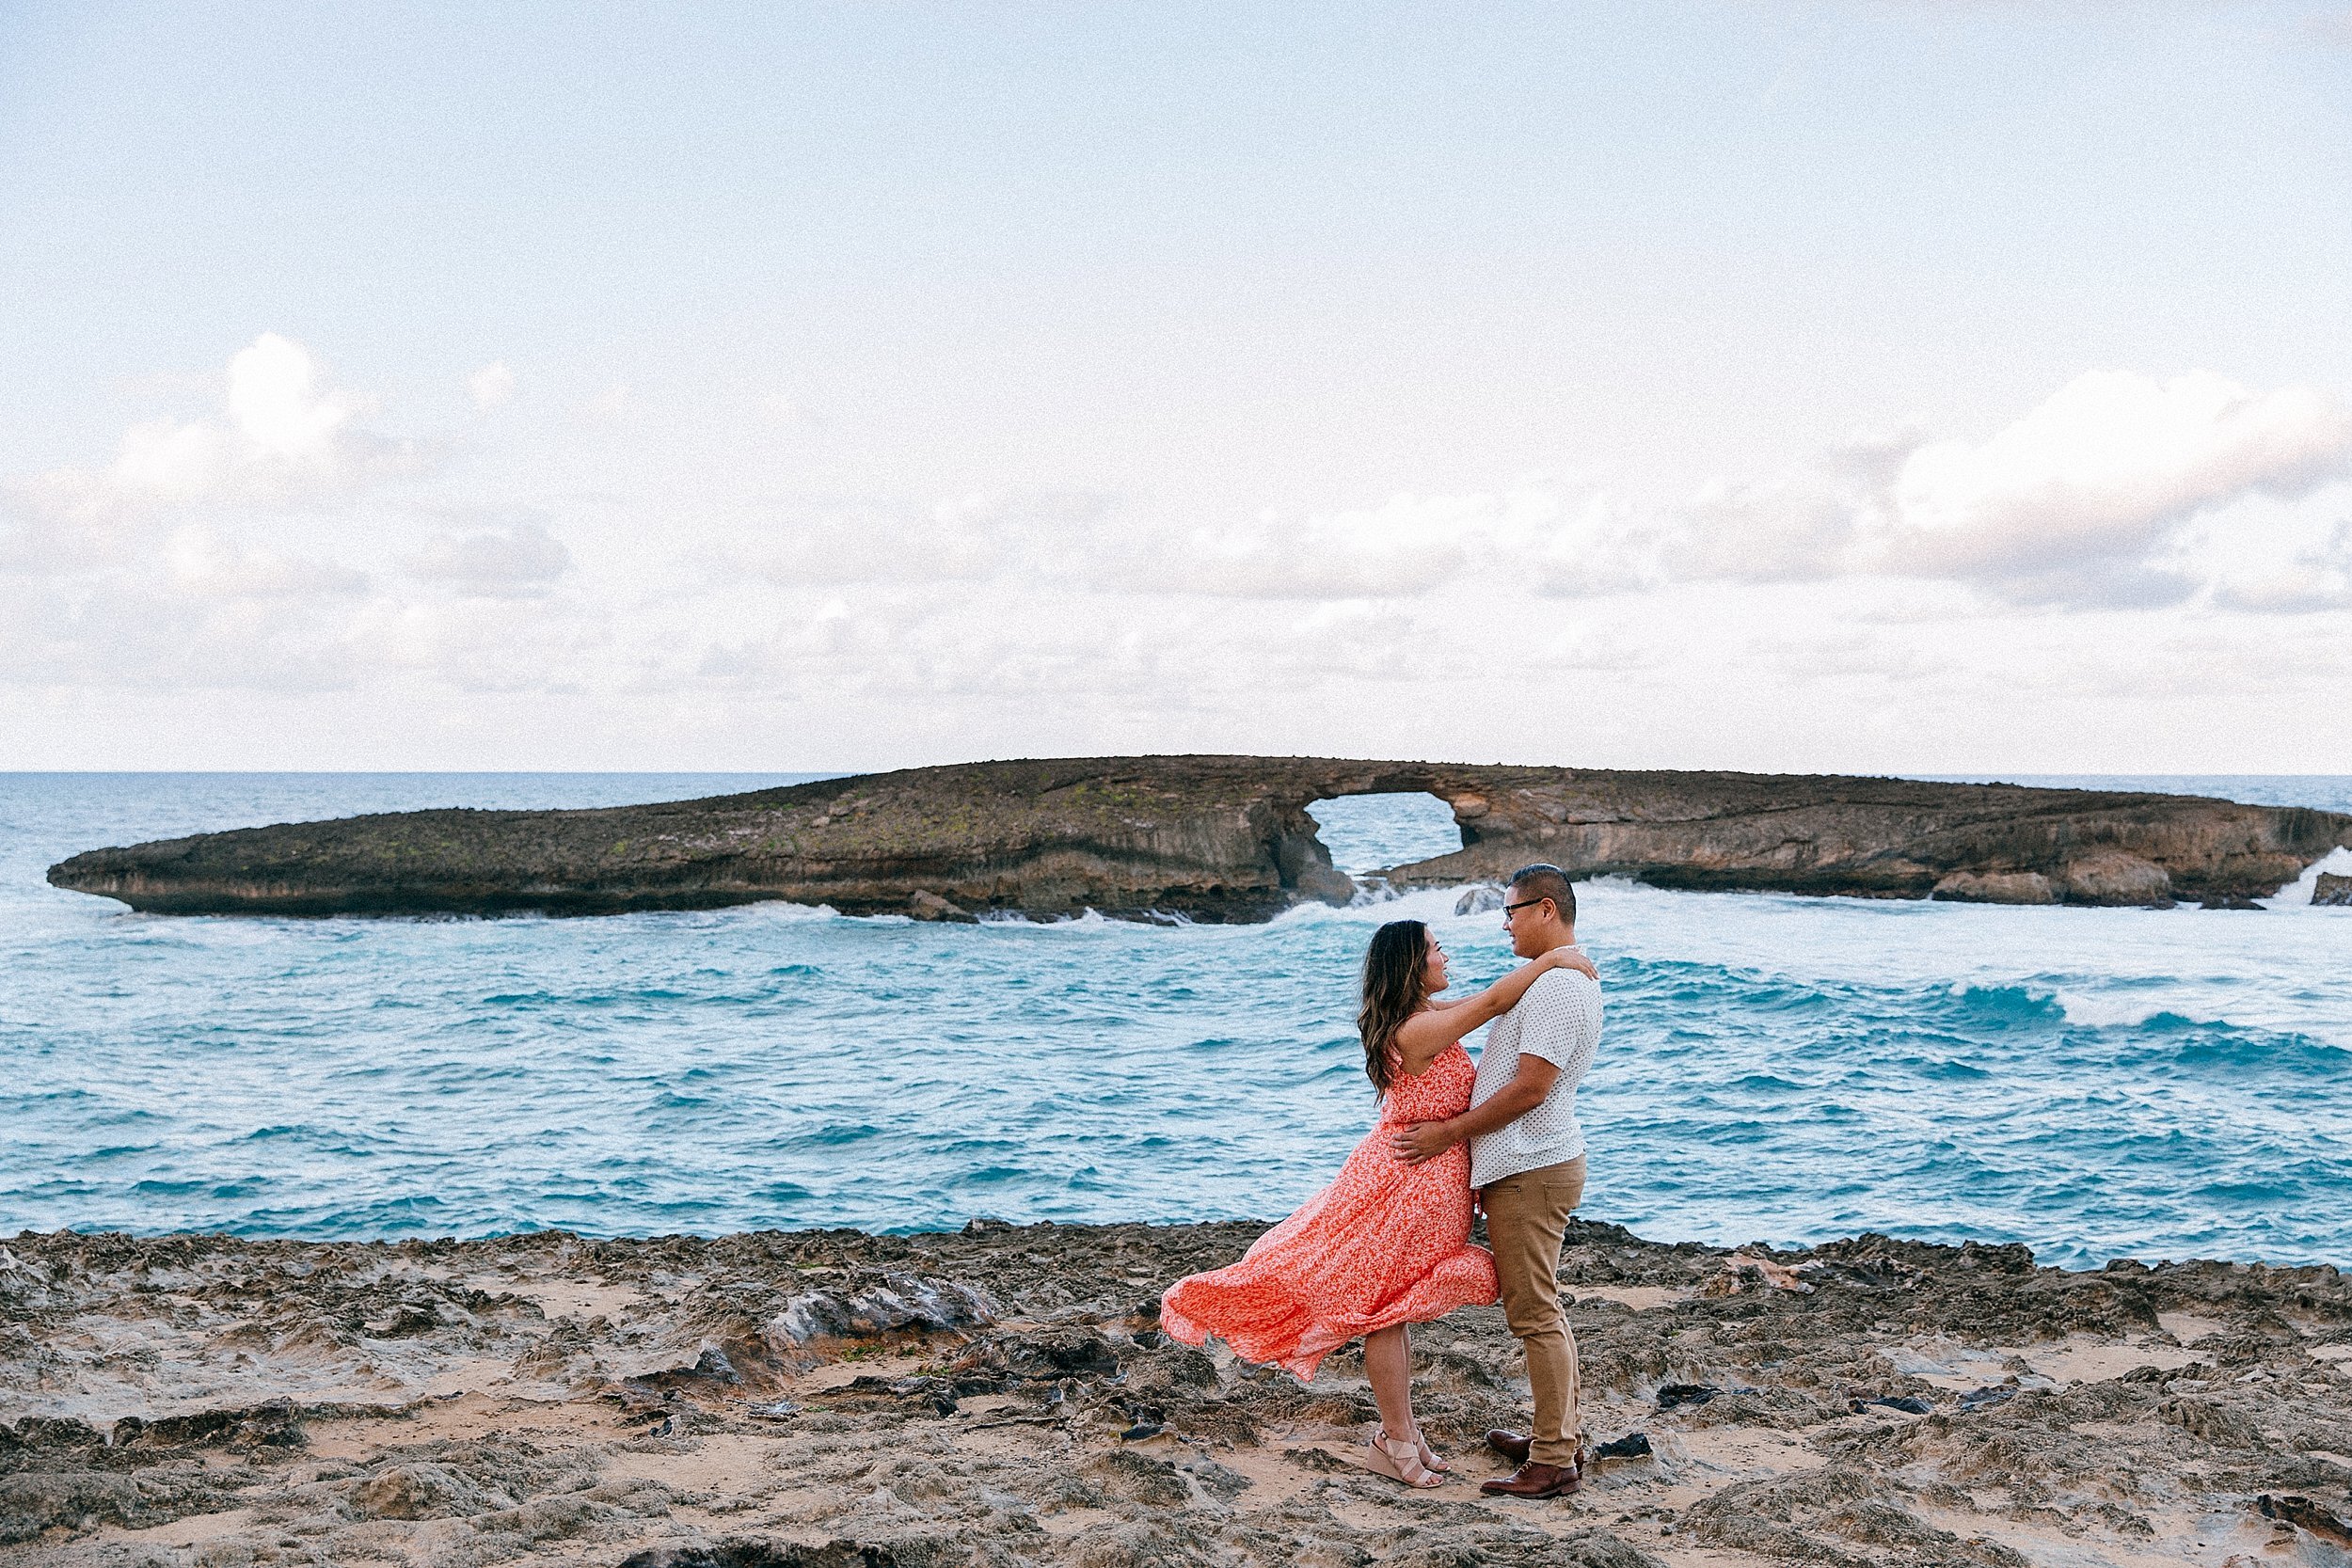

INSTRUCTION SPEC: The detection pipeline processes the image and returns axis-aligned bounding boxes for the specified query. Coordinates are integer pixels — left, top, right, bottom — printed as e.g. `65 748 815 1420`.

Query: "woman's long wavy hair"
1358 919 1433 1096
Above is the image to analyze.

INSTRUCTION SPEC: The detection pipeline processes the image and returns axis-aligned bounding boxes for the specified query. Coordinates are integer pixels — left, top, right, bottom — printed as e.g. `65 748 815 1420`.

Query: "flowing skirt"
1159 1123 1499 1383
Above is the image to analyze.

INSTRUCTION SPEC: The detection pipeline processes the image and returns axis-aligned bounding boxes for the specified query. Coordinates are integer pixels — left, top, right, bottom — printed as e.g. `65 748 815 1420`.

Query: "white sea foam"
980 907 1121 933
2048 990 2177 1029
761 900 846 923
2262 846 2352 910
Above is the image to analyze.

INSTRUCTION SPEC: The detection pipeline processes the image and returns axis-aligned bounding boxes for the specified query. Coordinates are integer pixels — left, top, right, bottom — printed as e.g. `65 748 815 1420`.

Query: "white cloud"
1667 372 2352 608
106 415 230 500
1153 492 1490 599
8 338 2351 768
0 577 364 692
1667 430 1911 583
119 332 404 503
165 527 370 599
1885 371 2352 596
346 594 608 694
734 492 1070 586
1758 626 1947 684
226 333 363 463
404 521 573 596
0 482 127 575
2211 518 2352 613
8 334 419 543
755 373 2347 614
468 361 516 410
1132 484 1666 603
721 482 1659 604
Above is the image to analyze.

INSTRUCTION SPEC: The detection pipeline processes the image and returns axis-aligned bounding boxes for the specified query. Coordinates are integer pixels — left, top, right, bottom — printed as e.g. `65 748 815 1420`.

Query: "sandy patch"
489 1277 645 1321
1036 1506 1119 1536
2157 1311 2229 1344
1915 1497 2225 1567
602 1433 780 1497
1572 1285 1692 1311
1885 1338 2031 1390
90 1508 259 1550
2007 1334 2204 1386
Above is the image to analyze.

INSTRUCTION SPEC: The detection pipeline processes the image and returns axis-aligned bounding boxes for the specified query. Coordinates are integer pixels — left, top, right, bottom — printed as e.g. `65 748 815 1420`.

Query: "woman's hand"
1546 945 1598 980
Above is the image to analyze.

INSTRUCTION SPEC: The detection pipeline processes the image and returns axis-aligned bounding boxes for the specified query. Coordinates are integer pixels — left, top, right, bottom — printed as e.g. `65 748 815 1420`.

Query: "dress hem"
1159 1259 1498 1385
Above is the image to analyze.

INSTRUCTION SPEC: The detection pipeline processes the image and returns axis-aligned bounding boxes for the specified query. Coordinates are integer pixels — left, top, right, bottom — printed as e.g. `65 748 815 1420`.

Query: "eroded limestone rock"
1930 871 2055 905
47 756 2349 919
6 1221 2347 1567
2059 849 2174 907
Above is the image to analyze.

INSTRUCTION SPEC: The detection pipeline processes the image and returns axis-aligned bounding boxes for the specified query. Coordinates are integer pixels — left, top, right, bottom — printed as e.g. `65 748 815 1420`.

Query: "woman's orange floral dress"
1159 1040 1500 1382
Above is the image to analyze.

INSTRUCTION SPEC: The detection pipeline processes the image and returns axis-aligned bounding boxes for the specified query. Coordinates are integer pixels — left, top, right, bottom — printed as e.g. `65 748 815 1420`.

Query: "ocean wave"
2264 845 2352 909
2044 989 2178 1029
2162 1033 2352 1077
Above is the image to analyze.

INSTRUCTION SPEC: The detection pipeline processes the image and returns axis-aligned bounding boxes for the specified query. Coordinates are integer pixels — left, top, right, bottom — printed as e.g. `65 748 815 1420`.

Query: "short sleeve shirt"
1467 968 1604 1190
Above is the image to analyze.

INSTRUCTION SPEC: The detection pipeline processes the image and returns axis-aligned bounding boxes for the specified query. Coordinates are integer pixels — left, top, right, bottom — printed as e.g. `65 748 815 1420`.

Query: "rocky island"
46 755 2351 920
5 1219 2348 1567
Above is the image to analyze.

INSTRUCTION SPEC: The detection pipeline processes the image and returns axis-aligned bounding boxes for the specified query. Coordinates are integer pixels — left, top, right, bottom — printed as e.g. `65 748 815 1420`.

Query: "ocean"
3 772 2347 1270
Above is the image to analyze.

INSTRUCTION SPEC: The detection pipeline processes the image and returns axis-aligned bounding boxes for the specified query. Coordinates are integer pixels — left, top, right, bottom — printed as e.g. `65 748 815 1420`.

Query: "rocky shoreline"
5 1219 2348 1567
44 755 2352 919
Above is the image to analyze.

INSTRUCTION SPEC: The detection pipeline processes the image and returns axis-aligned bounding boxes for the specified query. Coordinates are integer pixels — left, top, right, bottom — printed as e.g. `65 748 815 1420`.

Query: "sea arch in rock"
47 754 2352 920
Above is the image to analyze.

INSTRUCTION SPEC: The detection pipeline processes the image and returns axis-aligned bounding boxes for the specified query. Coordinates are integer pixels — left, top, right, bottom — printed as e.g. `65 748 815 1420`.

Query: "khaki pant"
1481 1156 1587 1467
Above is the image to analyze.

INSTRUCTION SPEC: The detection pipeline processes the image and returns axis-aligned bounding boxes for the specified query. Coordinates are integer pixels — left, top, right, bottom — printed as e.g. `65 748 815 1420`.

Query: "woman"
1160 919 1596 1487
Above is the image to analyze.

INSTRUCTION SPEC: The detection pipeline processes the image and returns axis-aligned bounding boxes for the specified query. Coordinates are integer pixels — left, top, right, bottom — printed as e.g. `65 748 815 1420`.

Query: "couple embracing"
1161 863 1603 1498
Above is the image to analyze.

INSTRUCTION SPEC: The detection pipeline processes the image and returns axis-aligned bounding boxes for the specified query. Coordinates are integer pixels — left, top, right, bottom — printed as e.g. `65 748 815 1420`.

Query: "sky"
4 2 2350 773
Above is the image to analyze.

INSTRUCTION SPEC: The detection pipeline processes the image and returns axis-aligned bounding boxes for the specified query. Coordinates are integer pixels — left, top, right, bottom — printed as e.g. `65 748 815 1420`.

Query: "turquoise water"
3 772 2348 1269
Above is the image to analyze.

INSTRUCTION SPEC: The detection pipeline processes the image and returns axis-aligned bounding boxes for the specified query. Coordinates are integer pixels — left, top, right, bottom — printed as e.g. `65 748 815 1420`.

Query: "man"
1390 863 1603 1497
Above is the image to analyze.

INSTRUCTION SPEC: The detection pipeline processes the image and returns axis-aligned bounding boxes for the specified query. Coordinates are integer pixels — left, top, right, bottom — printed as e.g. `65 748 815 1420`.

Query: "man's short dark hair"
1506 863 1577 924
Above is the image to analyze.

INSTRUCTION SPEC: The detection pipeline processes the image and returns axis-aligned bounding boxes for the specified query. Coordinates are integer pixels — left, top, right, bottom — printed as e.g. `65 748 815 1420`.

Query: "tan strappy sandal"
1363 1427 1444 1488
1415 1433 1451 1474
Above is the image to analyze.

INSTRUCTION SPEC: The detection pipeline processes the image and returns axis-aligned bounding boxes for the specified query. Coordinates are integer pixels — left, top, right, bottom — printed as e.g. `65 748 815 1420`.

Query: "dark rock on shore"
47 754 2351 919
4 1220 2347 1566
2314 871 2352 907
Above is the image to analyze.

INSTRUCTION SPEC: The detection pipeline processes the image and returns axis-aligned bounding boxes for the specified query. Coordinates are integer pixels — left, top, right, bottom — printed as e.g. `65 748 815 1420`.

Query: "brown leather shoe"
1485 1429 1533 1464
1480 1459 1581 1497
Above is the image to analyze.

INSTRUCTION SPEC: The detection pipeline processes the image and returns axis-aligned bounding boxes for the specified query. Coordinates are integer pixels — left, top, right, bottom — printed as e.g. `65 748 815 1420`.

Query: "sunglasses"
1501 896 1550 917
